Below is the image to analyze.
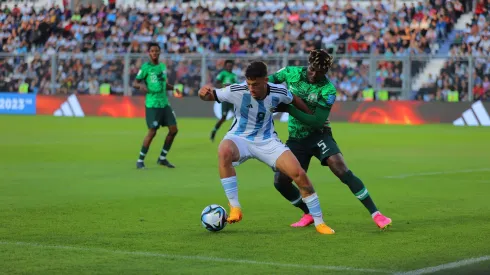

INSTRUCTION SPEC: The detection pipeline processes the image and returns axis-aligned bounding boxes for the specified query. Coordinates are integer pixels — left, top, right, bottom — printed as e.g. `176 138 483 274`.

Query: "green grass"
0 115 489 275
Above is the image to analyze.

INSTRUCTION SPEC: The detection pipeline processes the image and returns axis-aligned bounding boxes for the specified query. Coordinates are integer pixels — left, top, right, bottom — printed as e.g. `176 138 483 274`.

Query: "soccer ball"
201 204 227 232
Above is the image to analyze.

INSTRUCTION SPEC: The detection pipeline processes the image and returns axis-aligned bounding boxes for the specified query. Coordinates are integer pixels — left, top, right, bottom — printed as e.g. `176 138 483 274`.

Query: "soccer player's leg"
211 102 231 142
274 172 314 227
157 106 178 168
316 134 392 230
273 139 314 227
218 135 251 224
136 107 160 169
255 141 334 234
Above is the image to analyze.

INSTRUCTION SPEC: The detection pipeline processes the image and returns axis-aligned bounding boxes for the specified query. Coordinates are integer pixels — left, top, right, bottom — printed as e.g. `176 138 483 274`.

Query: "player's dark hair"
148 42 161 51
308 49 334 72
224 60 234 65
245 61 268 79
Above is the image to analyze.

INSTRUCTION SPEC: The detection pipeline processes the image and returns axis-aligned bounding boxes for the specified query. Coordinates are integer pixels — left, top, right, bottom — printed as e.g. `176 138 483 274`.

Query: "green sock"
274 180 310 214
138 146 148 162
159 142 172 160
341 170 378 214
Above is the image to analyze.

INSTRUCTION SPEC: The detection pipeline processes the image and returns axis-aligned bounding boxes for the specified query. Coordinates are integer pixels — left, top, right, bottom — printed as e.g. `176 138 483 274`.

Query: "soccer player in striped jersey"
198 61 335 235
269 49 392 230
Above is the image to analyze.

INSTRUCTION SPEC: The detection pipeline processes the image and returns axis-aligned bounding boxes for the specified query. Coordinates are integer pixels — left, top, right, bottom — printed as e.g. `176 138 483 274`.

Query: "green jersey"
269 66 337 139
216 70 237 86
136 62 169 108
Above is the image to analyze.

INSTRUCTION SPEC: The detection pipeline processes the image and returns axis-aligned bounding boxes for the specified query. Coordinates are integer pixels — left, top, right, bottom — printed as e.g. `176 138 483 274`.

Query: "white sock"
221 176 240 207
302 193 324 226
371 211 381 218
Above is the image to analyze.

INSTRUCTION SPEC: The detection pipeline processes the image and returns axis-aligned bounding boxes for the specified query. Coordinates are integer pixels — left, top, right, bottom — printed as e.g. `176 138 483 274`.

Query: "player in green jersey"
133 43 179 169
210 60 238 142
269 49 392 230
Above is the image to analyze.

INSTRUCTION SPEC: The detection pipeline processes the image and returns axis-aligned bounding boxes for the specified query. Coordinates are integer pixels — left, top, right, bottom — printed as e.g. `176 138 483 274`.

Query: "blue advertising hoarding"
0 93 36 115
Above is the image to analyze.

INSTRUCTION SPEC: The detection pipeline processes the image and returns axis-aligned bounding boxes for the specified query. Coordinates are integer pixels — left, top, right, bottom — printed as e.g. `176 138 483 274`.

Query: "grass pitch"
0 115 489 274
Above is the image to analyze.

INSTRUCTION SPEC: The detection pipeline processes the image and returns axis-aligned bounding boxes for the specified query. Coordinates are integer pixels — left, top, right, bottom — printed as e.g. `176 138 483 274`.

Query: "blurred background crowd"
0 0 488 101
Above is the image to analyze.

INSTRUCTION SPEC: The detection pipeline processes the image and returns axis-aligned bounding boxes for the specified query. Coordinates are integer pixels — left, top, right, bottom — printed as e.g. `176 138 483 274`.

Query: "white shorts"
222 134 290 169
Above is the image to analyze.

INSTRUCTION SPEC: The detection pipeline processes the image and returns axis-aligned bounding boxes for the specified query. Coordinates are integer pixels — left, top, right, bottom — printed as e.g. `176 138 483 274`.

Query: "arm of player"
274 95 312 114
291 95 313 114
287 105 331 129
198 85 215 101
133 79 148 93
198 85 232 103
166 83 183 95
133 68 148 93
287 89 336 129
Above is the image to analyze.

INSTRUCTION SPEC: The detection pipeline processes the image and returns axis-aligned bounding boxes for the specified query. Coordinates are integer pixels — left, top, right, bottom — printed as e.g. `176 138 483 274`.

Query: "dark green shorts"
286 130 342 169
221 102 233 118
145 106 177 129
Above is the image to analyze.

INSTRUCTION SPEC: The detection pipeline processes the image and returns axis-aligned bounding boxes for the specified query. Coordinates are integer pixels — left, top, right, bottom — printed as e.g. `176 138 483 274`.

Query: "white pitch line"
394 255 490 275
384 168 490 179
0 241 391 274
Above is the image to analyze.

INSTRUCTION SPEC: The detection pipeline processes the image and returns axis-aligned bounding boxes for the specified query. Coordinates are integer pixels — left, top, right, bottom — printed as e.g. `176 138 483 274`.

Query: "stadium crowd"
416 0 490 101
0 0 485 101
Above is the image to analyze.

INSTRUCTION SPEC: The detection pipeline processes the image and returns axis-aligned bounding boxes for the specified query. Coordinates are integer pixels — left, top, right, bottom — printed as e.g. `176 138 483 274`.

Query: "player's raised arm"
199 84 237 104
198 85 216 101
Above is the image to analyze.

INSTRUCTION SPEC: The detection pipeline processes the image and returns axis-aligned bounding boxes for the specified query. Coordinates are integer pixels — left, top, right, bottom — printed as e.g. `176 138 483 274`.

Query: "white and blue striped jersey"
214 82 293 141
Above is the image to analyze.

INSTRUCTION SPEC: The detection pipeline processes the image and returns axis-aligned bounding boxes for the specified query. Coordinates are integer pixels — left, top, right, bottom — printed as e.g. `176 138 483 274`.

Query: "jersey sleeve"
268 66 289 84
281 89 294 104
213 85 241 105
135 65 147 81
270 84 293 104
317 82 337 109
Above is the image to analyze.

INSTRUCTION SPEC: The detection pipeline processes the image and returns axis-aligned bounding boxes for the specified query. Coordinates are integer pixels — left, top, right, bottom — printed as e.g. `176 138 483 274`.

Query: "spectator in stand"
425 0 490 102
0 0 473 98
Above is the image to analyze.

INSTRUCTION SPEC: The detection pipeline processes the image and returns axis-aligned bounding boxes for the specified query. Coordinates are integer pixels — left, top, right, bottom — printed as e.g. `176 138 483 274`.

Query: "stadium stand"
0 0 485 102
415 0 490 101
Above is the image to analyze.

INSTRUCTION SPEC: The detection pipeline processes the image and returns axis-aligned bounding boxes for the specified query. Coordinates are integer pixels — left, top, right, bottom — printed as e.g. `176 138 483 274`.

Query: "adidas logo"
53 95 85 117
247 104 253 108
453 100 490 126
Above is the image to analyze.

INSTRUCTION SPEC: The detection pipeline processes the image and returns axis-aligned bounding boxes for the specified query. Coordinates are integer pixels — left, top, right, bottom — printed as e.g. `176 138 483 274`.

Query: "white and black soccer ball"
201 204 227 232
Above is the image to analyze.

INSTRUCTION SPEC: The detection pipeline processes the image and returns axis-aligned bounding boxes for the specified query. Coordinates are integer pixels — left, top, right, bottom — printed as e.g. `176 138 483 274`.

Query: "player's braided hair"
308 49 334 72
